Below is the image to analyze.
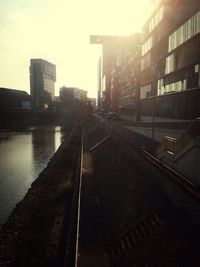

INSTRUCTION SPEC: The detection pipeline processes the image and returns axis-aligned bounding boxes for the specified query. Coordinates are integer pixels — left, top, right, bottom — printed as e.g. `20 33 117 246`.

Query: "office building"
30 59 56 109
97 57 102 109
90 34 141 112
91 35 122 111
140 0 200 118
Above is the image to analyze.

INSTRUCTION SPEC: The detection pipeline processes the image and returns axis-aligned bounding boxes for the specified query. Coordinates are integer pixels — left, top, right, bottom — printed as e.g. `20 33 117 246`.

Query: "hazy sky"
0 0 150 98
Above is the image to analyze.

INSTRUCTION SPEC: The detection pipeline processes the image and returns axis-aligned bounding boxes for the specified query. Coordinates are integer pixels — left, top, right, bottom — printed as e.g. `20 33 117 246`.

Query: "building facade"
117 34 142 115
97 57 102 110
60 86 87 111
0 88 31 111
88 97 97 110
140 0 200 118
30 59 56 109
91 34 141 112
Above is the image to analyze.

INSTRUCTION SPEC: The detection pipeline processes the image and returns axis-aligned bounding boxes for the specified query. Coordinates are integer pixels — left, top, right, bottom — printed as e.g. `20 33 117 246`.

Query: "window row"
140 84 152 99
149 6 164 33
147 0 162 21
157 79 187 95
165 54 175 74
168 11 200 52
121 97 134 106
142 36 153 56
141 53 151 71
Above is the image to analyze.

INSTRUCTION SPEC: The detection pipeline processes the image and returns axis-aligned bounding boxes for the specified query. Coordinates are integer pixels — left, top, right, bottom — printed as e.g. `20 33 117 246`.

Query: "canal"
0 126 62 225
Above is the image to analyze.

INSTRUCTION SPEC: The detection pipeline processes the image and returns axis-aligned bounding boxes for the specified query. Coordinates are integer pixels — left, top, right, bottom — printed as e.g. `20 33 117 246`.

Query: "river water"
0 126 62 225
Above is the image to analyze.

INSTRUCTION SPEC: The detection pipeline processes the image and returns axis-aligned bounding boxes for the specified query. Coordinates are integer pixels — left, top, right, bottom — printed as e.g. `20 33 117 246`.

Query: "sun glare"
0 0 150 98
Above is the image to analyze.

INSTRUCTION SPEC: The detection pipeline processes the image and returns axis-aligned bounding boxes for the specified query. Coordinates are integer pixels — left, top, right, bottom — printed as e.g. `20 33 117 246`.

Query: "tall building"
91 35 122 111
117 34 142 115
90 34 141 112
140 0 200 118
30 59 56 109
97 57 102 110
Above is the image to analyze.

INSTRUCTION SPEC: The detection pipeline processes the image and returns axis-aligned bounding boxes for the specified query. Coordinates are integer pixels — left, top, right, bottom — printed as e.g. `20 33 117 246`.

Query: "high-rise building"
140 0 200 118
30 59 56 109
97 57 102 110
90 34 142 112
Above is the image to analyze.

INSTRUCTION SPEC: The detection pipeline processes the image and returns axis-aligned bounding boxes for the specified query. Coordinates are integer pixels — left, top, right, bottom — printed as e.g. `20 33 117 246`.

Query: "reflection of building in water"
30 59 56 110
31 126 56 161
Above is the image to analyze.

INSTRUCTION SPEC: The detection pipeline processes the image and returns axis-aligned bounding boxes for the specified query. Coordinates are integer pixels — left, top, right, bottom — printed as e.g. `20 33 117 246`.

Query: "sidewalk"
121 115 192 143
121 114 192 123
123 125 183 142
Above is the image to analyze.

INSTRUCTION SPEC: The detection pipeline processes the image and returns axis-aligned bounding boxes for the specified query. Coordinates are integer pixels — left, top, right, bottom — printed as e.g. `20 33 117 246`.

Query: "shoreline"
0 118 82 266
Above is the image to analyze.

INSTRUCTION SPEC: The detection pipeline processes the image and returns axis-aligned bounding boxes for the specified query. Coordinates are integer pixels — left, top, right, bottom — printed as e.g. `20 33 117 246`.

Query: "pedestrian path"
121 114 192 123
121 115 192 142
123 126 183 142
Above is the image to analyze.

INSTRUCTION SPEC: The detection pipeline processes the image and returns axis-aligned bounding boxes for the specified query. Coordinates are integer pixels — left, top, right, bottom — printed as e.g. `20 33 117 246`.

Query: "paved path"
124 126 184 142
121 114 192 123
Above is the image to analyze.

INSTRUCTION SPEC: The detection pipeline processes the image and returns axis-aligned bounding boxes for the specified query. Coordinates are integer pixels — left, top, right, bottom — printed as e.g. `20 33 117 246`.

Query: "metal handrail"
111 129 200 201
64 127 84 267
75 129 84 267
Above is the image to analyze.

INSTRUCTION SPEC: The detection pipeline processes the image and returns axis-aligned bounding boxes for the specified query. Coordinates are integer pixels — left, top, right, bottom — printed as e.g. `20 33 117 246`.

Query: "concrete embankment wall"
111 133 200 227
159 137 200 186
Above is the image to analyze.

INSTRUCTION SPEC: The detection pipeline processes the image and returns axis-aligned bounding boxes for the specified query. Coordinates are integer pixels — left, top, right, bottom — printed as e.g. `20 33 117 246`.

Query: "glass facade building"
30 59 56 109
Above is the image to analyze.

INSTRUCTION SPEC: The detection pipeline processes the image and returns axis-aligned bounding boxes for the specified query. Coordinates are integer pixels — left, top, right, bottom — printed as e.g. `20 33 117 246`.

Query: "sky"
0 0 150 98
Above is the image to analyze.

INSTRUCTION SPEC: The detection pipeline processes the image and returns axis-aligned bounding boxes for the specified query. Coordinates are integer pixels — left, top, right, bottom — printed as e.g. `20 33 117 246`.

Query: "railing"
156 118 200 156
64 127 83 267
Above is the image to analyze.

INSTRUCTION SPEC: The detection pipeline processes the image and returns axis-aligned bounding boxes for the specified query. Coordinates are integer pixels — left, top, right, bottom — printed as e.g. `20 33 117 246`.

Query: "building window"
148 6 164 33
158 79 187 95
168 11 200 52
165 54 175 74
147 0 162 21
142 36 153 56
140 84 152 99
141 53 151 71
195 64 199 73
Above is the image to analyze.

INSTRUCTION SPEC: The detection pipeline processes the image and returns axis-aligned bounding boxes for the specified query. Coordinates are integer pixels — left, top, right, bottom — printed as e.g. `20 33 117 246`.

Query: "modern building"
140 0 200 118
90 34 142 113
30 59 56 110
91 35 122 111
117 34 142 115
0 87 31 111
88 97 97 110
60 86 87 112
97 57 102 110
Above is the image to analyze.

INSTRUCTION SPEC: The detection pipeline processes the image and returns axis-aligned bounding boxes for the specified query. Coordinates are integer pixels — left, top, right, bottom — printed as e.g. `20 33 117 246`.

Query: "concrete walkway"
121 115 192 143
121 114 192 123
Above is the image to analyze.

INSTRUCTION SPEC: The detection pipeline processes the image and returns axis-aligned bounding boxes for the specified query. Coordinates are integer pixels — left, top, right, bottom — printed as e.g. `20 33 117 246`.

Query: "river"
0 126 62 225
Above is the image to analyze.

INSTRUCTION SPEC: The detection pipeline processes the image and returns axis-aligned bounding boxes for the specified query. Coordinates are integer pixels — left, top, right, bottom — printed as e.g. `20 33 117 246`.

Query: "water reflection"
0 126 62 225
